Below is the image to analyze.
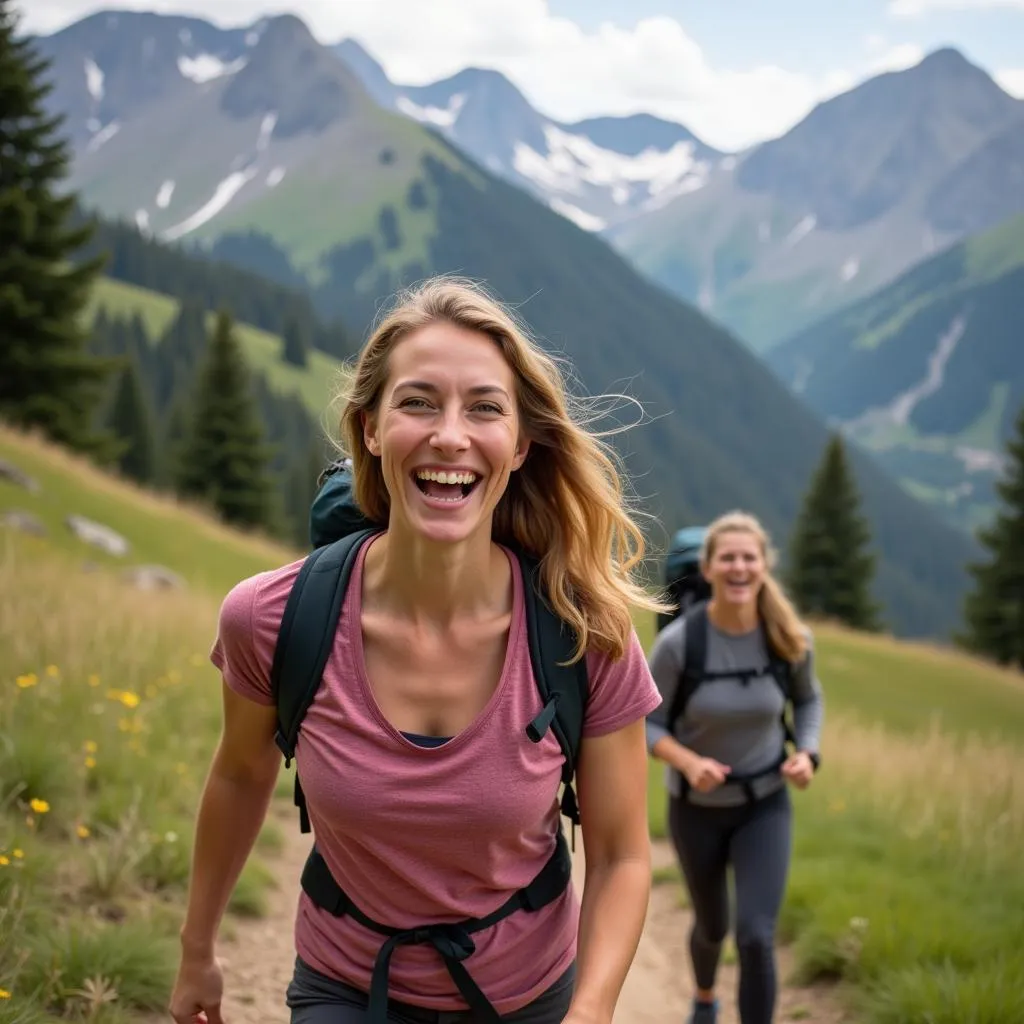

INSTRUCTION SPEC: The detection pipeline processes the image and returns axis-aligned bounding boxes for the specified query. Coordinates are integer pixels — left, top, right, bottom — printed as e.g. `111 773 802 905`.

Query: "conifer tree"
107 358 156 484
282 315 310 367
0 1 114 452
175 308 277 530
786 433 883 631
960 402 1024 668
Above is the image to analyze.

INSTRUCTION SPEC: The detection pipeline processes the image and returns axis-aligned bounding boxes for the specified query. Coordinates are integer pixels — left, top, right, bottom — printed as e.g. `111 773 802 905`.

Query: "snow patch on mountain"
156 180 175 208
549 198 607 232
162 168 256 240
177 53 248 84
397 93 467 128
512 125 709 219
84 58 104 101
85 121 120 153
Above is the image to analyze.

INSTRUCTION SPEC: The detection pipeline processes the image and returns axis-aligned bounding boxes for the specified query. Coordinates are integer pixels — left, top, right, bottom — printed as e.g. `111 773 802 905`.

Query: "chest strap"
300 829 573 1023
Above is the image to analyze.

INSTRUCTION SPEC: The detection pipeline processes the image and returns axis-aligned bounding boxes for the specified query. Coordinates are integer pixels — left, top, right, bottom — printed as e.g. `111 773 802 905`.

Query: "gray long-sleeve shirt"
645 613 825 807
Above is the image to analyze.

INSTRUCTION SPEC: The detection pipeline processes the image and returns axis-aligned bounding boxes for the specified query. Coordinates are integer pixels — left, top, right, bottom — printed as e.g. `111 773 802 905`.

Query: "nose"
430 405 470 453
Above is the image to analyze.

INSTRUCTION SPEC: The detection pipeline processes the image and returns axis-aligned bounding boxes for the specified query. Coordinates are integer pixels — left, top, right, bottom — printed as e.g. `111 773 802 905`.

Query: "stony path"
214 803 849 1024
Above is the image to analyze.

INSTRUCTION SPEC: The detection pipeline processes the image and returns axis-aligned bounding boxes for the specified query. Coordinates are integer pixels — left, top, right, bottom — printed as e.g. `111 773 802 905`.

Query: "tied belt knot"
300 830 573 1024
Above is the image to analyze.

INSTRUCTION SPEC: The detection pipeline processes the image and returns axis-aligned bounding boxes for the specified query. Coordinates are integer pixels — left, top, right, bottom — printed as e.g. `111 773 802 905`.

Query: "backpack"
657 526 711 633
665 600 798 800
265 459 588 1022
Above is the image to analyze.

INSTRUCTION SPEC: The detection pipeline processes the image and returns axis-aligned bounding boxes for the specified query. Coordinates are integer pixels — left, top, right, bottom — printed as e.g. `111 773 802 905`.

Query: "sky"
22 0 1024 151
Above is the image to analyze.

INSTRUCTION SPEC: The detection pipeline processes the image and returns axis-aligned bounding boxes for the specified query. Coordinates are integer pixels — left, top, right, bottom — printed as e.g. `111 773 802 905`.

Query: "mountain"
608 48 1024 352
333 38 724 232
767 211 1024 533
32 9 982 638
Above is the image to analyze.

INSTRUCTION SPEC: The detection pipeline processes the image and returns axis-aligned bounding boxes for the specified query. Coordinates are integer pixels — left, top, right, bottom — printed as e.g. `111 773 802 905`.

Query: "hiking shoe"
687 999 718 1024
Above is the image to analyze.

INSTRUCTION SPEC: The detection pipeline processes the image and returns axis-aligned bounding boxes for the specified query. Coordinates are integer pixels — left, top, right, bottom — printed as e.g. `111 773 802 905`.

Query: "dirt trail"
215 804 848 1024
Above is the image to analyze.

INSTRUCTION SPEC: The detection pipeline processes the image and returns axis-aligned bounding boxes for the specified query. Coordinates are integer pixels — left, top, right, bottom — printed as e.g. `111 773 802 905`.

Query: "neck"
707 597 759 635
363 521 507 626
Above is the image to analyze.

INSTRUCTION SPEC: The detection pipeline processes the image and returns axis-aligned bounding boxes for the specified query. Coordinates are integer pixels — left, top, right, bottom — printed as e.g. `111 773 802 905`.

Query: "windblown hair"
700 510 809 663
334 275 669 661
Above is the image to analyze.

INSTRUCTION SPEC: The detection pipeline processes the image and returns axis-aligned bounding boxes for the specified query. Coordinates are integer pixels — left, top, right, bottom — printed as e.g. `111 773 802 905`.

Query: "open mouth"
413 469 481 504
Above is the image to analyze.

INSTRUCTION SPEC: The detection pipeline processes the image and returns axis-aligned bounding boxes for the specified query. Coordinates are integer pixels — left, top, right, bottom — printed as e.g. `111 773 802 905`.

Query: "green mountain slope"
85 276 347 414
767 212 1024 532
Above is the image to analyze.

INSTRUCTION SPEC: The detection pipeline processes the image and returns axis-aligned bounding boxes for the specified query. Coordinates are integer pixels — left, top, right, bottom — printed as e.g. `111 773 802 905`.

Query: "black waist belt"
681 750 788 804
300 829 574 1024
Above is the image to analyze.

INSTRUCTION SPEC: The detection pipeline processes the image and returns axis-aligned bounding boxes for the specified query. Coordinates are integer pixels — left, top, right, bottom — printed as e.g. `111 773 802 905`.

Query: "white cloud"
995 67 1024 95
889 0 1024 15
22 1 933 152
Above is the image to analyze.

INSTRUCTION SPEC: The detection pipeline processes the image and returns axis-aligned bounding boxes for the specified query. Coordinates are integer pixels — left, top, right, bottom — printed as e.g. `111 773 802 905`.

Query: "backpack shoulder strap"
518 552 589 835
666 600 708 732
270 527 380 770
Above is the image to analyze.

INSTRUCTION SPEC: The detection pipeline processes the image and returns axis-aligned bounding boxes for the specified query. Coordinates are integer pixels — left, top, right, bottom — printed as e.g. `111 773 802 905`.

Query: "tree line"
1 0 1022 667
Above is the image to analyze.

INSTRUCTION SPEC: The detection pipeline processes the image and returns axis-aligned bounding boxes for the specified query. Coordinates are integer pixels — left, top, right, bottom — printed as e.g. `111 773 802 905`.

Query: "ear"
361 410 380 457
511 437 530 471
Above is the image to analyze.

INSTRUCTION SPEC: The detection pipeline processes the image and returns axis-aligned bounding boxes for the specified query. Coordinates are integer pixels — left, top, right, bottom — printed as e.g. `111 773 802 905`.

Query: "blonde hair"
700 511 809 663
334 276 669 661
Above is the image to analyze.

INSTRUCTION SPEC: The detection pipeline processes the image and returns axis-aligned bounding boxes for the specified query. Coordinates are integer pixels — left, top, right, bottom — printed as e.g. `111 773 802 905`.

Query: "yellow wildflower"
15 673 38 689
85 756 96 769
45 664 59 677
12 849 23 859
0 856 9 866
88 673 100 687
29 798 50 814
0 987 10 997
119 691 140 709
76 824 90 839
84 740 98 754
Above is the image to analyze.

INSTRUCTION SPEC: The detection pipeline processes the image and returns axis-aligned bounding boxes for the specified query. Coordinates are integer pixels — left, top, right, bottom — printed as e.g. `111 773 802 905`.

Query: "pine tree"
175 308 277 531
282 315 310 368
0 1 114 453
786 433 883 631
960 402 1024 668
107 357 156 484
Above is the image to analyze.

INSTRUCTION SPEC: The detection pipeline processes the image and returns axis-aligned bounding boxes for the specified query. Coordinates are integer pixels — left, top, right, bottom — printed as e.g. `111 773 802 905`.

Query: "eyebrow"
393 380 511 399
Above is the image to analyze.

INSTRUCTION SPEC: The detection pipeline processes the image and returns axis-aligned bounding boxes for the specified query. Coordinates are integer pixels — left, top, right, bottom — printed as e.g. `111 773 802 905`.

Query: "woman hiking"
645 511 824 1024
169 277 666 1024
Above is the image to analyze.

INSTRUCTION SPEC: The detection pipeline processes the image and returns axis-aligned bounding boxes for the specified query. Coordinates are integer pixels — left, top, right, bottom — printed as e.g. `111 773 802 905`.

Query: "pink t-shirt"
210 537 662 1014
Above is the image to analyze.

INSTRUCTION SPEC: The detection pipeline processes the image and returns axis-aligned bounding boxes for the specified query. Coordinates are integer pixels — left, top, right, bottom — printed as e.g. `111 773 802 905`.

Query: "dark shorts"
285 956 577 1024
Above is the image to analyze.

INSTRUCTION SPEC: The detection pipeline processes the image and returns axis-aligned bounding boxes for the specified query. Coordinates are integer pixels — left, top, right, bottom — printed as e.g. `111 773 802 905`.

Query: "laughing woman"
645 511 824 1024
169 277 666 1024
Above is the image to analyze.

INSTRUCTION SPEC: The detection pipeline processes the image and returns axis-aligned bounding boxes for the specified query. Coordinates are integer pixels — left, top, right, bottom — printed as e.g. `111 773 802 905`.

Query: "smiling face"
703 528 766 611
361 321 530 546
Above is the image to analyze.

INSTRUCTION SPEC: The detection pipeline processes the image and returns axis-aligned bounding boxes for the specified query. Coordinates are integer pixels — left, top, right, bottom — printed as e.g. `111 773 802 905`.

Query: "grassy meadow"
0 426 299 1023
3 424 1024 1023
640 607 1024 1023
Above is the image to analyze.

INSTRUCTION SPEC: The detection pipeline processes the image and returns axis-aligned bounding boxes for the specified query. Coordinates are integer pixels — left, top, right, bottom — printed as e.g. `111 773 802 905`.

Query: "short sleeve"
209 572 278 706
581 629 663 738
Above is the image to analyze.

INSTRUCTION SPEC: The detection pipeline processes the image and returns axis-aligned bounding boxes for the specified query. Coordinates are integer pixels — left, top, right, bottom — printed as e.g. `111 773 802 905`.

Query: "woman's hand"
781 751 815 789
169 952 224 1024
684 756 731 793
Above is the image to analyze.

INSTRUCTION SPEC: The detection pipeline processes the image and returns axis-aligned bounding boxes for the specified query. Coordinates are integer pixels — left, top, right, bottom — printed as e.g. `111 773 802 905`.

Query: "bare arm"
179 683 282 957
565 718 652 1024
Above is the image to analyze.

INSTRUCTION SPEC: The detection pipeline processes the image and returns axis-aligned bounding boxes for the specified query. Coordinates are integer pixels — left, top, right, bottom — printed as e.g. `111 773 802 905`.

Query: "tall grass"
0 533 280 1022
647 678 1024 1022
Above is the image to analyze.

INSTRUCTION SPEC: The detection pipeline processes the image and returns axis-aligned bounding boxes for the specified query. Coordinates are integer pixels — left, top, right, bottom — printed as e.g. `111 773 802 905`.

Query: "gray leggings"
285 956 576 1024
668 785 792 1024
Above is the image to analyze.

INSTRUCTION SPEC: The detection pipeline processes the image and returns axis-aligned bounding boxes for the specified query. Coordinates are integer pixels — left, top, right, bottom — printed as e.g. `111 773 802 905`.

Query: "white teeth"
415 469 477 485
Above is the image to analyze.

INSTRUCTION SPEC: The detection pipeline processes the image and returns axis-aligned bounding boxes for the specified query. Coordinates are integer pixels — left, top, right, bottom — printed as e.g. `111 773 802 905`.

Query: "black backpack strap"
665 601 708 734
519 552 588 846
269 527 380 832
